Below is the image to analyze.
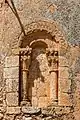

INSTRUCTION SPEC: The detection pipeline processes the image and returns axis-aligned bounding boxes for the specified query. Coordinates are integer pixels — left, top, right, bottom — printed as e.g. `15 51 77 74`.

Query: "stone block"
6 79 19 92
6 92 19 106
58 78 71 92
32 87 37 97
55 107 64 115
59 56 69 67
38 97 50 108
4 67 19 79
12 79 19 92
6 79 12 92
58 93 71 106
28 86 37 97
12 48 20 55
22 116 32 120
64 107 71 114
37 81 50 97
0 113 3 120
37 85 47 97
59 67 69 79
4 56 19 67
6 107 21 114
45 81 50 97
32 97 38 107
22 106 40 114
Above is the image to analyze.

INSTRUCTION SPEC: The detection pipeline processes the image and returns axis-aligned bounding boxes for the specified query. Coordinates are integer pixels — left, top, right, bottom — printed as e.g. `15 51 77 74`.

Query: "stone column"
46 49 58 105
20 46 32 105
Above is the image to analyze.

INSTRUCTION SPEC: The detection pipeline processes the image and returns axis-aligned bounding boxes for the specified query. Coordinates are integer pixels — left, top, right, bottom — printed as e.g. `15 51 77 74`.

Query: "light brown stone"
48 4 57 14
58 93 71 106
6 107 21 114
59 67 69 79
0 0 80 119
6 92 19 106
37 84 47 97
59 56 69 67
38 97 50 108
32 97 38 107
4 67 19 79
6 79 19 92
4 56 19 68
58 78 71 92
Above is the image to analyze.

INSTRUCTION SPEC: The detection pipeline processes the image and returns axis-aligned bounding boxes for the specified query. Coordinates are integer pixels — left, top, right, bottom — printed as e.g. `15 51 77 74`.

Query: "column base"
51 99 58 106
21 99 31 107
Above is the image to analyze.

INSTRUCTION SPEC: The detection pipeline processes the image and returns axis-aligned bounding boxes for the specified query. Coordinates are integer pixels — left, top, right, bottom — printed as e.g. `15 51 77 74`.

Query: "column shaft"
50 71 58 105
22 59 28 100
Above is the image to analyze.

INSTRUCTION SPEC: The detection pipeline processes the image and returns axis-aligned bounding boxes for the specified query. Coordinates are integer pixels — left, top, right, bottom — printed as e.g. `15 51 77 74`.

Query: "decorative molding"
46 48 58 72
11 20 67 49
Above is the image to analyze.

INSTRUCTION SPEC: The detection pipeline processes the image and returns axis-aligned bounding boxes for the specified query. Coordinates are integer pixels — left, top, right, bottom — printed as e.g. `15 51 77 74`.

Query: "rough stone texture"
6 92 19 106
0 0 80 120
4 67 19 79
6 78 19 92
4 56 19 68
6 107 21 114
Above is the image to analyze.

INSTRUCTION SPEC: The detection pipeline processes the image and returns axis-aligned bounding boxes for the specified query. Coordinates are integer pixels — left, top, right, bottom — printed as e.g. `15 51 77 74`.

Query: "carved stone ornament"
20 46 32 70
46 48 58 71
20 46 32 58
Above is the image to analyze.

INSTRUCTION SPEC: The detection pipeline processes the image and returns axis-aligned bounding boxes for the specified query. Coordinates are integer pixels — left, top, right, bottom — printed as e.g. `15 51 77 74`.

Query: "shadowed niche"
19 29 53 107
28 46 49 106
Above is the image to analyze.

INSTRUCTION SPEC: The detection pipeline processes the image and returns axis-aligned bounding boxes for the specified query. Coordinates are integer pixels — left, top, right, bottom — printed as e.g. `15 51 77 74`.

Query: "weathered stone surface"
6 79 19 92
22 116 32 120
38 97 50 108
59 78 71 92
59 56 69 67
42 106 71 116
22 106 41 114
59 67 69 79
6 92 19 106
32 97 38 108
58 93 71 106
4 67 19 79
4 56 19 68
0 0 80 119
0 107 5 113
0 113 3 120
6 107 21 114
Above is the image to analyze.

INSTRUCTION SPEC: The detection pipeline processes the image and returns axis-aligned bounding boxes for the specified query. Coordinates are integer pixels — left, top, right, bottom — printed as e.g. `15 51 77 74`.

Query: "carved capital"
46 48 58 70
20 46 32 70
20 46 32 56
20 46 32 61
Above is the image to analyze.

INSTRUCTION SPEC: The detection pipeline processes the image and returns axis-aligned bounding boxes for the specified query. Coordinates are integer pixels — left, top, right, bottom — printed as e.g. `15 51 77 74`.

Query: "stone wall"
0 0 80 120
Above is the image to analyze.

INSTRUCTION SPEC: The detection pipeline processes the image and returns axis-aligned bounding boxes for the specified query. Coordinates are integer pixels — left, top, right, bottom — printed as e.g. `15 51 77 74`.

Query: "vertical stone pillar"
46 49 58 105
20 46 32 105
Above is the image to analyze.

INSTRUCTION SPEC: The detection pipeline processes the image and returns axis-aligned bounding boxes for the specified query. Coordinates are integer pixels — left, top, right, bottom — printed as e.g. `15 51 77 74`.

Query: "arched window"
19 30 59 107
4 21 72 111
